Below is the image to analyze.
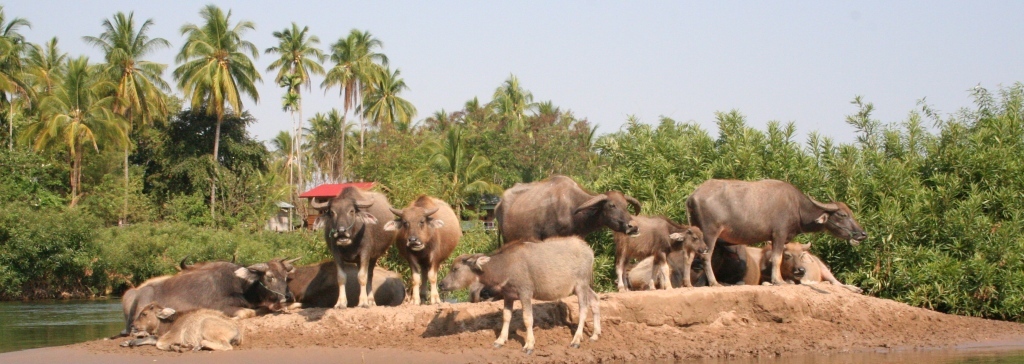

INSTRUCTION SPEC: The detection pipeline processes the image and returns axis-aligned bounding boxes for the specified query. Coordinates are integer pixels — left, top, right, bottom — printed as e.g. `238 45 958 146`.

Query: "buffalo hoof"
523 348 534 355
333 305 346 310
844 285 864 294
493 342 504 349
570 343 580 349
119 341 130 347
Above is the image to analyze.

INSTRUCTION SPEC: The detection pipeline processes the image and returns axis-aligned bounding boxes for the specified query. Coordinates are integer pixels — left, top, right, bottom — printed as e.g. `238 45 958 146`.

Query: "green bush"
0 205 102 299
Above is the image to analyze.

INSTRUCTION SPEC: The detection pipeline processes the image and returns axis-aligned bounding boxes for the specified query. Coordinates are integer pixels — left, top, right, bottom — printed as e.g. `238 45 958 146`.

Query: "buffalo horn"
811 199 840 212
178 255 191 271
574 194 609 215
625 195 642 214
355 199 375 209
310 198 330 210
389 207 404 216
423 207 439 217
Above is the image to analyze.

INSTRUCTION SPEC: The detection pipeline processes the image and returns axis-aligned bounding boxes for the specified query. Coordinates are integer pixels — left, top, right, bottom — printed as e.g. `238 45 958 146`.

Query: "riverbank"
6 284 1024 363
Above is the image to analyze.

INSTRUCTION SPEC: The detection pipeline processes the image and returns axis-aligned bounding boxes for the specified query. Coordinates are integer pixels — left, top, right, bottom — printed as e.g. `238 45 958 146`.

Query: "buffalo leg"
428 265 441 305
589 289 601 341
366 259 378 307
408 258 423 305
126 335 158 347
494 298 514 348
814 256 863 293
614 252 628 292
521 295 535 354
570 285 589 348
701 226 724 286
769 235 789 285
356 259 371 308
681 251 695 288
200 339 233 351
334 262 349 309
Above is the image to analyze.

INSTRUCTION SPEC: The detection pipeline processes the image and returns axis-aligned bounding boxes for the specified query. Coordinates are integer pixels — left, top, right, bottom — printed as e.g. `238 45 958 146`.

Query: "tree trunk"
7 106 13 151
210 113 222 221
339 120 346 182
296 101 305 221
70 150 82 208
359 117 365 155
122 146 129 226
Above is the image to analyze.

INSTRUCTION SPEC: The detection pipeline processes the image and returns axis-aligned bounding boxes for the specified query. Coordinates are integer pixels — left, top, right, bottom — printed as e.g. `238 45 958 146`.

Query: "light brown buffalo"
123 303 242 352
767 242 863 293
439 236 601 354
613 215 706 291
686 179 867 286
384 195 461 305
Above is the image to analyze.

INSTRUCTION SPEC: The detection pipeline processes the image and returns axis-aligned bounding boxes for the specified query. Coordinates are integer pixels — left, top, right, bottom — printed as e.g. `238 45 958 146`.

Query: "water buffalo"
286 261 406 308
686 179 867 286
118 259 295 336
626 252 706 289
384 195 461 305
768 242 863 293
613 215 706 291
310 186 397 308
439 236 601 354
495 175 641 244
123 303 242 352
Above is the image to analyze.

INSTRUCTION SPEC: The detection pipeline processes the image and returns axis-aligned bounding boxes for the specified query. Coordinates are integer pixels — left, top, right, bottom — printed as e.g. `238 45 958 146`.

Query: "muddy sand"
4 284 1024 363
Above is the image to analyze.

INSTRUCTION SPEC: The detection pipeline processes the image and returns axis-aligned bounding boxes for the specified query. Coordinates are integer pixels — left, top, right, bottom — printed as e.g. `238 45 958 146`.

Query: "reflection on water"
0 299 122 353
694 346 1024 364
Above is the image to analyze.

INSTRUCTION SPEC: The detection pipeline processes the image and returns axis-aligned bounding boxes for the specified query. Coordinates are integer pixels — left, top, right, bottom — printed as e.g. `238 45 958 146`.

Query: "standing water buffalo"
495 175 641 244
686 179 867 286
384 195 461 305
439 236 601 354
123 303 242 352
286 261 406 308
613 215 706 291
118 259 296 337
310 186 397 308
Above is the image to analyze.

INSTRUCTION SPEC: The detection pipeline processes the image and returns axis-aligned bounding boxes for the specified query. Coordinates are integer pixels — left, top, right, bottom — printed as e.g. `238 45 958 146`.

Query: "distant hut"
265 201 295 232
299 182 376 230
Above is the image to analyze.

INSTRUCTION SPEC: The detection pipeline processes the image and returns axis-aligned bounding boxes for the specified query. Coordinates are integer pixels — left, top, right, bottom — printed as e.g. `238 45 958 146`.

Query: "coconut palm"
84 11 171 226
266 23 324 203
25 37 66 96
492 74 534 129
22 56 128 207
0 6 31 150
321 29 388 152
362 67 416 130
429 127 502 217
173 4 261 218
307 109 350 182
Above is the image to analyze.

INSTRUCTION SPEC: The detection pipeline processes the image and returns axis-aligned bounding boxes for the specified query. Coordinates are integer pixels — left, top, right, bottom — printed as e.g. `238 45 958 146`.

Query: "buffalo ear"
359 212 379 225
383 220 399 231
430 218 445 228
573 195 609 216
474 256 491 270
157 307 176 320
815 213 829 224
668 232 684 241
234 267 259 283
801 243 812 251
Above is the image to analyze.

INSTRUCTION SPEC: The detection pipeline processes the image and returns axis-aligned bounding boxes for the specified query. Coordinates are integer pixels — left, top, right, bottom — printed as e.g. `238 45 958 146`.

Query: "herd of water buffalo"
116 175 868 354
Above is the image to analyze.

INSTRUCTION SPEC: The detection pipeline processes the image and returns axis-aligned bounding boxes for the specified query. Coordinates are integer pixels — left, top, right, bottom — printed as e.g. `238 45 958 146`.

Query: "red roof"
299 182 376 199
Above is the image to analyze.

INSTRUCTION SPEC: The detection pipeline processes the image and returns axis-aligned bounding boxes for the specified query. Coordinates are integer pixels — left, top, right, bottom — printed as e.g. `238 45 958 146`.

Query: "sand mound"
74 284 1024 363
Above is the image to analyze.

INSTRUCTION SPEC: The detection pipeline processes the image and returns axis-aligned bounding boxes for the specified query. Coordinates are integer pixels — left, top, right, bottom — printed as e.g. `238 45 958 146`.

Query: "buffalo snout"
625 221 640 236
407 237 425 251
793 267 806 278
852 231 868 244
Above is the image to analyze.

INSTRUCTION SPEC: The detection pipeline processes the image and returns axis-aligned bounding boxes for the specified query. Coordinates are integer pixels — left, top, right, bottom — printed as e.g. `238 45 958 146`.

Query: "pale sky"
8 1 1024 145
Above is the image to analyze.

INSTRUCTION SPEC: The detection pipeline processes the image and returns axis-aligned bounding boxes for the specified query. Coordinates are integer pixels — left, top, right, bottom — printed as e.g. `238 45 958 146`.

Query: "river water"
2 299 1024 363
0 299 123 354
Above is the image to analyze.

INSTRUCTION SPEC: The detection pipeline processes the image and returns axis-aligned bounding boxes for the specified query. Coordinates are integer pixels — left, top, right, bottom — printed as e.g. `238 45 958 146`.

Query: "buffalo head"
669 226 708 255
311 195 379 246
438 254 487 292
383 205 444 252
811 200 868 245
234 258 300 304
574 191 641 236
130 302 176 337
777 242 814 281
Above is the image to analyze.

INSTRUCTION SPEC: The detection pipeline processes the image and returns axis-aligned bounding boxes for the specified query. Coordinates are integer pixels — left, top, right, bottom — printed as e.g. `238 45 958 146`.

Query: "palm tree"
22 57 128 207
321 29 388 153
25 37 66 96
0 6 31 150
307 109 350 182
362 68 416 130
84 11 171 226
266 23 324 205
173 4 261 219
492 74 534 129
429 127 502 217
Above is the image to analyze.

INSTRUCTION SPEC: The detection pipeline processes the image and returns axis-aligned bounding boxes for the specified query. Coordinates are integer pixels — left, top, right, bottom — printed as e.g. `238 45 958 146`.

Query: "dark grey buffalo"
118 259 296 336
310 186 397 308
686 179 867 286
495 175 641 244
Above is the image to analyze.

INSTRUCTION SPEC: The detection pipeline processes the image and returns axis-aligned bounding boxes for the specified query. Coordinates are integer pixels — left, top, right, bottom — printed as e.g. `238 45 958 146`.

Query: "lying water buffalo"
768 242 863 293
384 195 461 305
495 175 641 244
627 252 706 289
310 186 397 308
686 179 867 286
613 215 706 291
439 236 600 354
118 259 295 336
123 303 242 352
286 261 405 308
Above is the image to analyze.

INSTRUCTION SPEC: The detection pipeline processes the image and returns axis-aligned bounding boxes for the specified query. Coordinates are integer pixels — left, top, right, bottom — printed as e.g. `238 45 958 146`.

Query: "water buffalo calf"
614 215 706 291
287 261 405 308
124 303 242 352
384 195 461 305
439 236 600 354
769 242 863 293
686 179 867 286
